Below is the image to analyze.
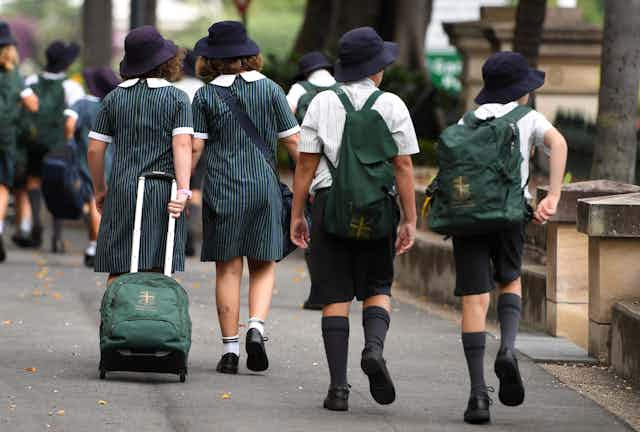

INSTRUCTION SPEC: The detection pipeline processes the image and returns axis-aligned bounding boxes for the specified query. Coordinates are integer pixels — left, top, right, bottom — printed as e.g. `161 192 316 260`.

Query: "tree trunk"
83 0 112 67
292 0 335 57
393 0 432 75
513 0 547 67
591 0 640 182
143 0 157 27
130 0 156 29
324 0 384 54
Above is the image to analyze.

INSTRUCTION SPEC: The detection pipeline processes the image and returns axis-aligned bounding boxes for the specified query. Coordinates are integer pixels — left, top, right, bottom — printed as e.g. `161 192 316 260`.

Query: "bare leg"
216 257 243 337
247 259 275 321
87 198 100 241
0 185 8 227
462 293 490 333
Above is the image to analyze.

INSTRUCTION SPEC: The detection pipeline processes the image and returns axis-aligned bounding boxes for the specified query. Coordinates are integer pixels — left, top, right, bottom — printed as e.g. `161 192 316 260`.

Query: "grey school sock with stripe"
497 293 522 351
462 332 487 397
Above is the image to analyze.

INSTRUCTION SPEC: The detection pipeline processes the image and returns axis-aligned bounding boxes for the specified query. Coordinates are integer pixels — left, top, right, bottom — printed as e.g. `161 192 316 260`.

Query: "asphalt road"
0 227 632 432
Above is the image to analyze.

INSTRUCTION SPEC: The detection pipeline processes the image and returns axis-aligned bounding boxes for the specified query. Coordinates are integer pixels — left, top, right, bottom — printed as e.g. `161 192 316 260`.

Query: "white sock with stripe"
222 335 240 356
248 317 265 336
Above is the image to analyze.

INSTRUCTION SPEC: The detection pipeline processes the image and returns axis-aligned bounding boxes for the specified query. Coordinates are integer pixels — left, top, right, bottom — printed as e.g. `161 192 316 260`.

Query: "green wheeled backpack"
323 88 399 240
427 105 532 236
99 172 192 382
294 81 340 123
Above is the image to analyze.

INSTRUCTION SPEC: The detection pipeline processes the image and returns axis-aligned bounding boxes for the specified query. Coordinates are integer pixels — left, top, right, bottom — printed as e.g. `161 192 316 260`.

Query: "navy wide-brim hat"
83 66 120 99
194 21 260 59
334 27 398 83
120 25 178 77
475 51 546 105
45 40 80 73
0 22 16 46
296 51 333 79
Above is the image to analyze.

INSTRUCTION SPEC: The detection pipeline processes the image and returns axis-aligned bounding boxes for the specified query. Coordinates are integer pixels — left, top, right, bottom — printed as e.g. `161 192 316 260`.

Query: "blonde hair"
195 54 263 82
0 44 18 71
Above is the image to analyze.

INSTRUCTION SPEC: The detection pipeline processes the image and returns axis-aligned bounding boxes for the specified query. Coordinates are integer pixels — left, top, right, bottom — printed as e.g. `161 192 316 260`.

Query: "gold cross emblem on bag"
350 216 372 239
453 176 471 201
139 291 155 305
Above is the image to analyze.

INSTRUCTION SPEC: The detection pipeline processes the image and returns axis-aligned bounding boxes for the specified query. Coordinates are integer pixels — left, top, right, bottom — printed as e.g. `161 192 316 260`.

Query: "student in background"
0 22 38 262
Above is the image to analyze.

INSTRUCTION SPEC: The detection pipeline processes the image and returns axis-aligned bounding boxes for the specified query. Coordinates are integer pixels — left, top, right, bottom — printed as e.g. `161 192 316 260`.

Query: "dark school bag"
323 88 399 240
214 85 309 261
426 105 532 236
41 140 91 220
23 75 66 154
99 172 192 382
294 81 339 123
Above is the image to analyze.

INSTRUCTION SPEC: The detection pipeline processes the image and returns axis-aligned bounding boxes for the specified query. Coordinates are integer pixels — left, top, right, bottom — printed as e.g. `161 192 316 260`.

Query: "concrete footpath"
0 228 632 432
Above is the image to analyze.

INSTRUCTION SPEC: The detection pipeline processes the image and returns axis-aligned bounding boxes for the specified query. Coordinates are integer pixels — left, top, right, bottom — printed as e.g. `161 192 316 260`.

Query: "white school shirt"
286 69 336 110
300 78 420 193
459 102 553 199
173 76 204 103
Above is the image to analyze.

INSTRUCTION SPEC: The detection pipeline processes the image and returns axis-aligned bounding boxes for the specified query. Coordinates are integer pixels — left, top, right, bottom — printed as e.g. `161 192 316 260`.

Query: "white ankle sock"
222 335 240 356
20 218 32 234
85 241 97 256
248 317 265 336
0 221 3 234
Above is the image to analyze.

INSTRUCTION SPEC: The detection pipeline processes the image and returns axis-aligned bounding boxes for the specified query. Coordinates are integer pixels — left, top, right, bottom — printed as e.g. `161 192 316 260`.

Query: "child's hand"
168 194 188 219
95 189 107 214
290 216 310 249
534 194 560 224
395 221 416 256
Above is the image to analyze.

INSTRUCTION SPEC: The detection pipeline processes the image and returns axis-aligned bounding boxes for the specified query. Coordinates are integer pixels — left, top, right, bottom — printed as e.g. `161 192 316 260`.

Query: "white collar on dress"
41 71 67 80
210 70 266 87
118 78 173 88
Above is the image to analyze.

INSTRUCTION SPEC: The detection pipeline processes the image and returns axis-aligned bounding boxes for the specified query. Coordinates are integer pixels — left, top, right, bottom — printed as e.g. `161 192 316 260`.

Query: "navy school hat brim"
297 60 333 80
475 68 546 105
0 35 16 46
334 41 398 83
193 35 260 59
119 39 178 77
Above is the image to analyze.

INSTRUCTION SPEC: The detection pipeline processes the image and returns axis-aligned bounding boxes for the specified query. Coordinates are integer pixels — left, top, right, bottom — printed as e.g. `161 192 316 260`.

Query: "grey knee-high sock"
187 203 201 233
462 332 487 396
322 316 349 387
363 306 390 352
497 293 522 351
27 189 42 228
52 219 63 242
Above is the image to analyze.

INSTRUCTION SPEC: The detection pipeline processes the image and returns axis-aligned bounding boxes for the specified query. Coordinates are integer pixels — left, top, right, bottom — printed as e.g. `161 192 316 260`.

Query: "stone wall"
611 301 640 384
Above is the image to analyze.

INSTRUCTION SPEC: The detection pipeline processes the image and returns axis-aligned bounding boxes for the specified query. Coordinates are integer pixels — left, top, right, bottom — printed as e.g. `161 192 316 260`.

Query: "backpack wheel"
179 371 186 383
99 369 106 380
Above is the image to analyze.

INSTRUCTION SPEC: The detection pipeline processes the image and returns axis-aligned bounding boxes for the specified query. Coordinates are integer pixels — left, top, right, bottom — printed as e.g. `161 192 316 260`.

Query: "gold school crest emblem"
136 290 157 312
453 176 471 202
350 216 372 240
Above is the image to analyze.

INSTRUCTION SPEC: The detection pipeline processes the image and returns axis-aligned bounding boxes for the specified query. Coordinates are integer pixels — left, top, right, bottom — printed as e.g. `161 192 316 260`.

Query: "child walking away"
65 67 119 267
427 51 567 424
87 25 192 284
291 27 419 411
21 40 84 252
0 22 38 262
191 21 299 375
287 51 337 311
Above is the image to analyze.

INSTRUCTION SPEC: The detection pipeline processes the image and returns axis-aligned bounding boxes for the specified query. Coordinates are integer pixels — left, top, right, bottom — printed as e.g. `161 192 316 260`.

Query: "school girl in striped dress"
0 22 38 262
191 21 300 374
87 26 193 284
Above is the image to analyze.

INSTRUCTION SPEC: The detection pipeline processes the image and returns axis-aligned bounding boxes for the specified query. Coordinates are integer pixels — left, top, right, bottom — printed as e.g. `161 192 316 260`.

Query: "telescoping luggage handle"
130 171 177 277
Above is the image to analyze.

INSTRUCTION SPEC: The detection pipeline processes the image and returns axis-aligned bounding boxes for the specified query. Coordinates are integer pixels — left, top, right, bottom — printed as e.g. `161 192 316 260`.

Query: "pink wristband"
177 189 193 199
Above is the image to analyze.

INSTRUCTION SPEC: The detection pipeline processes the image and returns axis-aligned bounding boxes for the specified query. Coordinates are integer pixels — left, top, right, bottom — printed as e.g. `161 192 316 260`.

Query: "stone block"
611 300 640 384
578 192 640 237
546 300 589 348
546 223 589 304
589 320 610 361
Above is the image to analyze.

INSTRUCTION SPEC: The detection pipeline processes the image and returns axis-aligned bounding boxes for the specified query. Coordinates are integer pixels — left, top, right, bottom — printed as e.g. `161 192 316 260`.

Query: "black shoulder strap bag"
214 85 304 261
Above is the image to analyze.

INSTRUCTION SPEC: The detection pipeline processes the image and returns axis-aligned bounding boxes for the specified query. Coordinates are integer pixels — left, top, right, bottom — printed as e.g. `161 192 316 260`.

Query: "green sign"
427 51 463 94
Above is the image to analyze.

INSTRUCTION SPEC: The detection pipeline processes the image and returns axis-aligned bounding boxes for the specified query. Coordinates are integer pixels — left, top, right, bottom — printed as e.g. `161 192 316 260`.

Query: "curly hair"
0 44 18 71
195 54 264 82
122 48 186 82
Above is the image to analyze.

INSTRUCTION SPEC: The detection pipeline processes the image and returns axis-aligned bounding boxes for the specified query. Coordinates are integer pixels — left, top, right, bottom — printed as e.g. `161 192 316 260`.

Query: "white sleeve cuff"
88 131 113 143
172 127 194 136
20 88 34 98
64 109 79 120
277 125 301 139
194 132 209 140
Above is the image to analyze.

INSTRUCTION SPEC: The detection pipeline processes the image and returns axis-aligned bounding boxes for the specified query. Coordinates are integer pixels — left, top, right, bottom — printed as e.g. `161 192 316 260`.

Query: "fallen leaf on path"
23 367 37 373
51 293 62 300
2 320 12 326
56 409 65 416
98 400 107 406
220 392 231 400
31 290 43 297
192 282 201 289
9 403 16 411
292 276 302 283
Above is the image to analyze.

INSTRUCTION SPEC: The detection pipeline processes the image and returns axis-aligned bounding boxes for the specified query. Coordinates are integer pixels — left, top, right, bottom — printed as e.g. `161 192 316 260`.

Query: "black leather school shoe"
464 388 493 425
494 347 525 407
361 348 396 405
0 237 6 263
84 253 96 268
323 385 350 411
216 353 239 374
246 328 269 372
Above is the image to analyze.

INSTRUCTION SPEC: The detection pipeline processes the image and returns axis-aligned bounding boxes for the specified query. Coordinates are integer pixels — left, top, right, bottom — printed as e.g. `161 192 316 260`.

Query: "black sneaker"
361 348 396 405
51 237 66 254
11 231 32 248
84 253 96 268
185 231 196 257
216 353 239 374
30 225 43 248
494 347 525 407
464 390 493 424
323 385 350 411
0 237 6 263
246 328 269 372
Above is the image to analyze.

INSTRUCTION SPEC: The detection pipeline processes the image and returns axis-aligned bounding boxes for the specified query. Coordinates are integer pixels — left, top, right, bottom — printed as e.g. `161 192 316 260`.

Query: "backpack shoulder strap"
501 105 532 124
361 90 384 111
331 88 355 113
462 111 482 128
299 81 315 92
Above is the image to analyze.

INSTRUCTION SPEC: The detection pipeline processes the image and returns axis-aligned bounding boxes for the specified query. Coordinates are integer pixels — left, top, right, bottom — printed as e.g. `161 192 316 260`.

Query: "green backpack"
294 81 339 123
324 88 399 240
99 272 192 356
24 75 66 153
427 105 532 236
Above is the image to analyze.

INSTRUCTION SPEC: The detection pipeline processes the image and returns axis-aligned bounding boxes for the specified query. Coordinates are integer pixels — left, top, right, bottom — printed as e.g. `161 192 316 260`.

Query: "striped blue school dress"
192 71 299 262
89 78 193 273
